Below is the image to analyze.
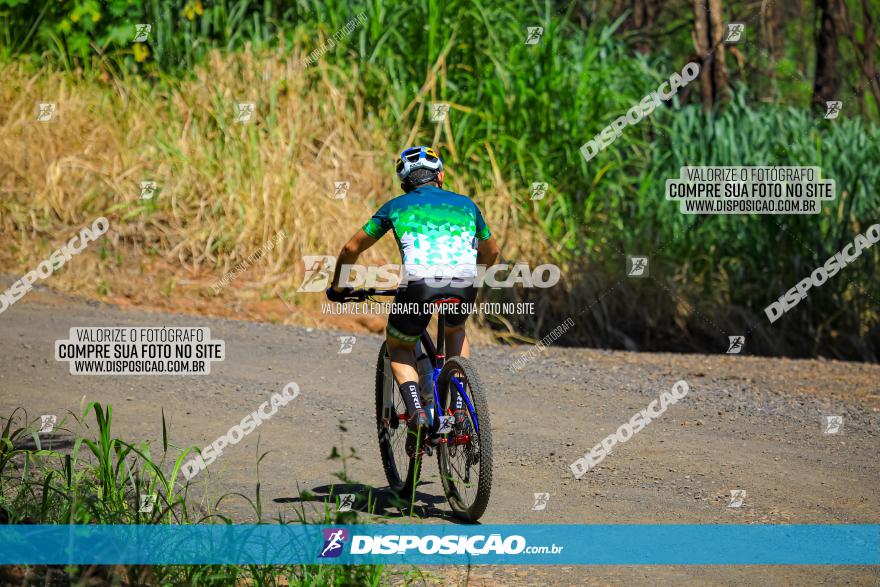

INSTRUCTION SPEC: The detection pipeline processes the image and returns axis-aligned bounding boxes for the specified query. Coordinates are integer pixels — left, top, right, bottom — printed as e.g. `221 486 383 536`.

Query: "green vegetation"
0 404 388 585
0 0 876 359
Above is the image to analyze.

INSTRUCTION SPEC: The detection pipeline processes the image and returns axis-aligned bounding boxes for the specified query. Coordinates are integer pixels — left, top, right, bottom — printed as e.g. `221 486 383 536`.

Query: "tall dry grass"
0 49 543 339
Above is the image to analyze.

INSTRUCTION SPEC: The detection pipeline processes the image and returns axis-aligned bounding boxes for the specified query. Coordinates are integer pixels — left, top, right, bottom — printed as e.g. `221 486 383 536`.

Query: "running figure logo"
724 23 745 43
824 101 843 119
39 415 57 433
627 256 649 278
132 24 152 43
338 336 356 354
140 181 158 200
728 489 746 508
430 102 450 122
524 26 544 45
298 255 335 292
726 336 745 354
234 102 256 123
530 182 548 201
333 181 350 200
823 415 843 434
319 528 349 558
37 103 56 122
531 492 550 511
337 494 355 512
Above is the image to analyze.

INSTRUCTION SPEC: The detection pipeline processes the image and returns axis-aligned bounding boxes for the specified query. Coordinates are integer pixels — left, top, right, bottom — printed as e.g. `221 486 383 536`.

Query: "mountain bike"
340 288 493 522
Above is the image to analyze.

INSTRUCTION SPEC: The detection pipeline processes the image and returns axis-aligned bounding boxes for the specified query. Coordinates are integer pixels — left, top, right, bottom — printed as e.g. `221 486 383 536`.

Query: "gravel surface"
1 288 878 585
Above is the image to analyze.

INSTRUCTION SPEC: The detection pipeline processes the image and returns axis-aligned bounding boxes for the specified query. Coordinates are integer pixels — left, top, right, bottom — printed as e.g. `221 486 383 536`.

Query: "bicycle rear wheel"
374 342 422 495
436 356 492 522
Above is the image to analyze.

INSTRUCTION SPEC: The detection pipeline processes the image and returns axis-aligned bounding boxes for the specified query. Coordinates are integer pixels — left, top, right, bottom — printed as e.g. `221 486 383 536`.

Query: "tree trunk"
692 0 714 111
763 0 784 60
708 0 730 105
812 0 843 109
857 0 880 112
692 0 730 110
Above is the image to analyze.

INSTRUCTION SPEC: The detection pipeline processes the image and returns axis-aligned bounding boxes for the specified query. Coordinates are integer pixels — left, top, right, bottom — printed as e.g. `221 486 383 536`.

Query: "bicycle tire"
374 342 422 495
436 356 493 522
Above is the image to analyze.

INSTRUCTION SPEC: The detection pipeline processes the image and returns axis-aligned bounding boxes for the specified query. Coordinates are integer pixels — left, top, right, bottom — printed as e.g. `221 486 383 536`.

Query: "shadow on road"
274 482 474 524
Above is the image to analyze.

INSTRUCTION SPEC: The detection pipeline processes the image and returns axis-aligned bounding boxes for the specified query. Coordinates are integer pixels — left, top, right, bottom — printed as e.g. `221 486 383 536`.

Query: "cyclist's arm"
331 229 377 291
477 235 499 267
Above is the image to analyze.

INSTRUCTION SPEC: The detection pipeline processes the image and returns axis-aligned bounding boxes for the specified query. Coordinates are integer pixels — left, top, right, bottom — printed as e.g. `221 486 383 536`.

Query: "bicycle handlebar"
339 288 398 302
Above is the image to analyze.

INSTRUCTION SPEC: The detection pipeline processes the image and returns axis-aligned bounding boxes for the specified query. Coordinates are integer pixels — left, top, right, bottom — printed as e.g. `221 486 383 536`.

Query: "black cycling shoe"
407 408 429 430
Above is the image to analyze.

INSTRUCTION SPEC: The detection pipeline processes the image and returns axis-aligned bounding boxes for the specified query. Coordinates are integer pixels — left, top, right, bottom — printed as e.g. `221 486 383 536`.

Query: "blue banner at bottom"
0 524 877 565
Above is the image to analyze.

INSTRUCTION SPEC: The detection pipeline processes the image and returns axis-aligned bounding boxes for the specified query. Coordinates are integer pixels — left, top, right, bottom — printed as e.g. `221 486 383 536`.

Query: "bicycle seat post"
435 312 445 368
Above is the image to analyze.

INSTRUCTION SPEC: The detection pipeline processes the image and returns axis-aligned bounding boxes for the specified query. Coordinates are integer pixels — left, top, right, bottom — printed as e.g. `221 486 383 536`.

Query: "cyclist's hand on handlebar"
325 286 352 302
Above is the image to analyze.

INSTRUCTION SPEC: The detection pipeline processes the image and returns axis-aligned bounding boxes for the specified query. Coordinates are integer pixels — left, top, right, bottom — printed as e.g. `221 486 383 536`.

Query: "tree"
692 0 731 111
812 0 844 108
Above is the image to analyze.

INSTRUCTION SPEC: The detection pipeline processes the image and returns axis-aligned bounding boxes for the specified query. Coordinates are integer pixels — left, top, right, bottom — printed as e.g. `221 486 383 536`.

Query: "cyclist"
327 146 499 429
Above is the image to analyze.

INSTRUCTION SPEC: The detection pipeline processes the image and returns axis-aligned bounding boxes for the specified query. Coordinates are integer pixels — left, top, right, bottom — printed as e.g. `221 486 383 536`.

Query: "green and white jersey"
362 185 491 280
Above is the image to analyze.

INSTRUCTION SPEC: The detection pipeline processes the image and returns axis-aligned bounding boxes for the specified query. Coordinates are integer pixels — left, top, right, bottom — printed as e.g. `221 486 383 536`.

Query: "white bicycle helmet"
395 146 444 182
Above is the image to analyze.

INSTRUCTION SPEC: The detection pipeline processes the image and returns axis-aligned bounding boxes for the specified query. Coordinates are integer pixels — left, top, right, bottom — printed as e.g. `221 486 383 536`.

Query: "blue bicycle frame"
419 314 480 435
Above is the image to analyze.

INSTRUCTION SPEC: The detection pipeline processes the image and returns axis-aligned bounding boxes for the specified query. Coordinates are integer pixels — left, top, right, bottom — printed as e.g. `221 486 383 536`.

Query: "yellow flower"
92 12 101 23
133 43 150 62
183 1 203 20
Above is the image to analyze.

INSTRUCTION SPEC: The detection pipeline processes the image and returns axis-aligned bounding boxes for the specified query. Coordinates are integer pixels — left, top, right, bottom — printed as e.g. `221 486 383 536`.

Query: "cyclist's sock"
398 381 423 416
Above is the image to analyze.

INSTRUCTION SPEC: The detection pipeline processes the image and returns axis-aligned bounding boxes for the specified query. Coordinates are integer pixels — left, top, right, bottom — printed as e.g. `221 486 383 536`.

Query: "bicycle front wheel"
436 356 493 522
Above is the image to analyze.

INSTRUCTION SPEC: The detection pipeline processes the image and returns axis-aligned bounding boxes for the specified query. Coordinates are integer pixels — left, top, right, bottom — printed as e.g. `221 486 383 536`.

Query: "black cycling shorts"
387 280 477 344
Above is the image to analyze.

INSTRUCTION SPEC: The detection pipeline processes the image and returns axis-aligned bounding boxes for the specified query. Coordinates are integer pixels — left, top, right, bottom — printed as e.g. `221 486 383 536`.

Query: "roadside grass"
0 403 394 586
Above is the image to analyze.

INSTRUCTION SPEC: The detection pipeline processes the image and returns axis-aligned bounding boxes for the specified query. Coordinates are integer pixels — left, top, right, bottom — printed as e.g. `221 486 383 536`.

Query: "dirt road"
1 286 878 585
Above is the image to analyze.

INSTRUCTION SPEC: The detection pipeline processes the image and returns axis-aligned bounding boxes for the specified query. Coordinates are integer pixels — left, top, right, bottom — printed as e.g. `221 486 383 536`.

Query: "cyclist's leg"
387 286 431 427
444 323 469 359
386 334 418 385
442 283 477 359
